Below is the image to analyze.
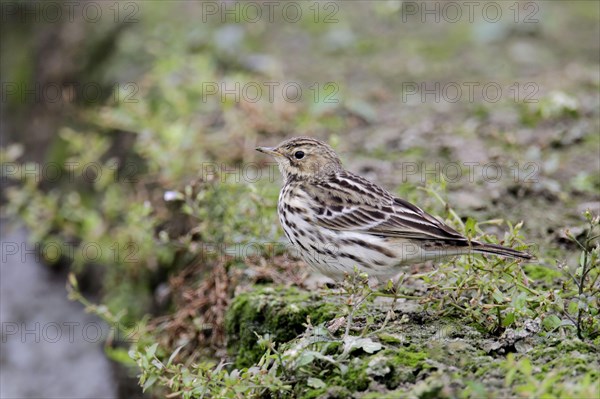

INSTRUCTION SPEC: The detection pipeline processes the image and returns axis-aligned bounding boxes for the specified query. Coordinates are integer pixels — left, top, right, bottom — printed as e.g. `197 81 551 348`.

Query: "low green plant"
418 184 599 342
502 351 599 399
548 210 600 340
416 182 538 334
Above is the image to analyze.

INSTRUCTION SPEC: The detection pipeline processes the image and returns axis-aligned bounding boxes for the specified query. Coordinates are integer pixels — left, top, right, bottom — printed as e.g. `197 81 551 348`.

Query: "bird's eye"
294 151 305 159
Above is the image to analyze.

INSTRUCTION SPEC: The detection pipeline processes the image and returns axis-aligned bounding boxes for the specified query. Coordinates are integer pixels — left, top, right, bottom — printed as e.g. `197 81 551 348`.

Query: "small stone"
366 356 391 377
327 316 346 334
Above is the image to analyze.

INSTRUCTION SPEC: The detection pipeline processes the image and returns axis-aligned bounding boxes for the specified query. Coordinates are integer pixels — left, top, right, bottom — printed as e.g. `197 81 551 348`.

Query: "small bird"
256 137 531 282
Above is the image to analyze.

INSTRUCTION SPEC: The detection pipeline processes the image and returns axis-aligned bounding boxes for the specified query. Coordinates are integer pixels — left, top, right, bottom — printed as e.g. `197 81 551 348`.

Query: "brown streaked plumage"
256 137 532 281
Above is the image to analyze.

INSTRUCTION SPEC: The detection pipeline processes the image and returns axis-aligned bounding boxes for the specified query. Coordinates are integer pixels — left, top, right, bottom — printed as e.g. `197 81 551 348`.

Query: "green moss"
362 389 419 399
388 347 428 368
299 387 328 399
490 338 600 398
222 269 599 397
382 347 429 387
529 339 599 377
225 286 339 368
327 359 371 392
530 338 598 360
298 347 429 396
301 386 351 399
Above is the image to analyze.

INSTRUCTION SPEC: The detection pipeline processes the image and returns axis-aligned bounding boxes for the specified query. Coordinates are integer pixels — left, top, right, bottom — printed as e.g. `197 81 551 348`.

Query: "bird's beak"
256 146 281 157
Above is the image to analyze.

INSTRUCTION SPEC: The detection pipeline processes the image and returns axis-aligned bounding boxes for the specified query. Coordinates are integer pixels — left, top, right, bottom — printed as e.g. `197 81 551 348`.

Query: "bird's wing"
309 171 466 241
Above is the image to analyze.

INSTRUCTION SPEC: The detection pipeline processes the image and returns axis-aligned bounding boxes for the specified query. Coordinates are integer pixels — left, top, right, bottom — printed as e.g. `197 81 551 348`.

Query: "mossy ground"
226 286 340 368
224 286 599 398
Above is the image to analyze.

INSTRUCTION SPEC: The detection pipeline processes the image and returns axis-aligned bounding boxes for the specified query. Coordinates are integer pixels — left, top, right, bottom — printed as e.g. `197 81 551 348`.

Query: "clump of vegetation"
4 131 598 397
58 176 597 398
413 182 536 335
2 2 599 397
118 254 599 398
551 211 600 340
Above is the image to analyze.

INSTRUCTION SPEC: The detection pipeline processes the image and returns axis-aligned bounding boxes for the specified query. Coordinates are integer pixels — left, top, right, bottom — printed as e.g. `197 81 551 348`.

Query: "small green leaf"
295 350 316 367
68 273 78 289
105 347 136 366
151 358 164 370
465 217 477 236
568 300 579 315
167 345 185 367
579 251 587 268
502 312 515 327
492 288 505 303
146 343 159 358
542 315 561 331
513 293 527 310
142 375 158 392
307 377 326 389
519 358 532 376
344 337 382 354
506 370 516 386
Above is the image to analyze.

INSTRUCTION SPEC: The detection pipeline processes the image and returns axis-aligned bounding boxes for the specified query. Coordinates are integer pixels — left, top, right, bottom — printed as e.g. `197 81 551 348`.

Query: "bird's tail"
471 242 533 260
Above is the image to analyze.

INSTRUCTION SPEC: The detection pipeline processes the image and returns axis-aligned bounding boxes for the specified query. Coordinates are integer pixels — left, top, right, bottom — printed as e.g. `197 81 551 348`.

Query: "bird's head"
256 137 342 182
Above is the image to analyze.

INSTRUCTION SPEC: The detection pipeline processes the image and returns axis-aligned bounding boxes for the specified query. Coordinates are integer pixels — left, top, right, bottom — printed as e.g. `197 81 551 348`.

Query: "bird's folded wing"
311 175 465 241
315 202 464 241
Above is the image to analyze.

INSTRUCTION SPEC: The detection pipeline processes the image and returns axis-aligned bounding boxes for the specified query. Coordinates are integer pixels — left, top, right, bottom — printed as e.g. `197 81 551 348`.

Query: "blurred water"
0 221 118 398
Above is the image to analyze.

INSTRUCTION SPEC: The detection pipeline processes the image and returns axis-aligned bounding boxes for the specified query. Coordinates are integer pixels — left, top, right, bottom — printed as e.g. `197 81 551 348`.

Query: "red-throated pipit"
256 137 531 283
